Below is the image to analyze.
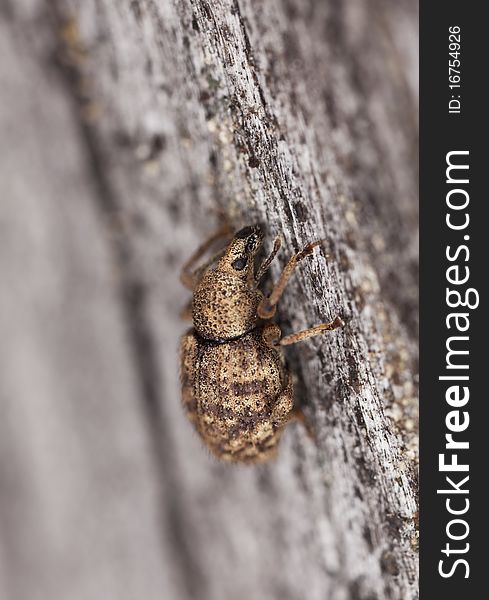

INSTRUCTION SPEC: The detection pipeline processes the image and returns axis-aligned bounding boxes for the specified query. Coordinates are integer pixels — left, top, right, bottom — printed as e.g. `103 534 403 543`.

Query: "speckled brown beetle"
179 225 344 464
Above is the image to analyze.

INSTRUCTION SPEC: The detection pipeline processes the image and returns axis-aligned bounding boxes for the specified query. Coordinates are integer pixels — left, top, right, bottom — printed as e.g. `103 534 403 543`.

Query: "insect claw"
332 315 345 328
295 239 326 261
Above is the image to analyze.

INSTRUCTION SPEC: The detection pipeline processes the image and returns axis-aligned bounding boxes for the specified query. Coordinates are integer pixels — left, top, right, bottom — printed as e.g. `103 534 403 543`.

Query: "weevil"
179 225 344 464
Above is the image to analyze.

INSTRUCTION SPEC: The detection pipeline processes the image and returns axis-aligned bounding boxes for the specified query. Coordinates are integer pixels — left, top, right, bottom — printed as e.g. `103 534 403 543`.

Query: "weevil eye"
231 257 247 271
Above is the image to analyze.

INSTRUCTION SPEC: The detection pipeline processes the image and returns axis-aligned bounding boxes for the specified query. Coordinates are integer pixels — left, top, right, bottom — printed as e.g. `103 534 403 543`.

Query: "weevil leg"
271 373 294 426
183 247 229 289
257 240 324 319
290 405 306 423
289 405 316 439
180 224 233 290
179 300 193 321
254 236 281 283
270 371 315 437
278 316 344 346
261 322 282 348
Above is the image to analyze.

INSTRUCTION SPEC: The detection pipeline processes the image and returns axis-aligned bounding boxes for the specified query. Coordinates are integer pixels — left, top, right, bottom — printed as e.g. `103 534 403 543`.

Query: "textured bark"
0 1 418 599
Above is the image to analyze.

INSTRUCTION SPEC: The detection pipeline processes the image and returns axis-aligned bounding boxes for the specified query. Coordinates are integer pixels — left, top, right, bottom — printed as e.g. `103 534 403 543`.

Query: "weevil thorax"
192 226 264 341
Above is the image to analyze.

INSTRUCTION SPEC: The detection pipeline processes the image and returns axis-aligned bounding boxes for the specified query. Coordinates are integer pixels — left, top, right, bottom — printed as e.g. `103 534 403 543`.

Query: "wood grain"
0 1 418 598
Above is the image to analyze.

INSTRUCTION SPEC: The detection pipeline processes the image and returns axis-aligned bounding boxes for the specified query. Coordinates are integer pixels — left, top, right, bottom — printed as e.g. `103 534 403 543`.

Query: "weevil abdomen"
180 326 293 463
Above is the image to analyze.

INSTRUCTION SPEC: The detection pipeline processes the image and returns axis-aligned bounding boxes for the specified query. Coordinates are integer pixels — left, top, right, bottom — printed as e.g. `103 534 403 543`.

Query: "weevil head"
192 225 265 341
217 225 264 278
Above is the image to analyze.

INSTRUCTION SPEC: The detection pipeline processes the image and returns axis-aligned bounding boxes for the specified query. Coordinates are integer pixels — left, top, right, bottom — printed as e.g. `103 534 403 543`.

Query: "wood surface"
0 1 418 598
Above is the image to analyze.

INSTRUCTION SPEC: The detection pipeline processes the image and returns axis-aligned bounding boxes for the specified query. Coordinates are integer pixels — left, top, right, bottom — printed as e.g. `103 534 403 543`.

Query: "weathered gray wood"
1 1 418 599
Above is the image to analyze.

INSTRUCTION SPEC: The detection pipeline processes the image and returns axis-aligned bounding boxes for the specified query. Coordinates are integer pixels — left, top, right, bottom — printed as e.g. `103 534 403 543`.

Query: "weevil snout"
235 225 264 251
220 225 264 274
235 224 263 239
